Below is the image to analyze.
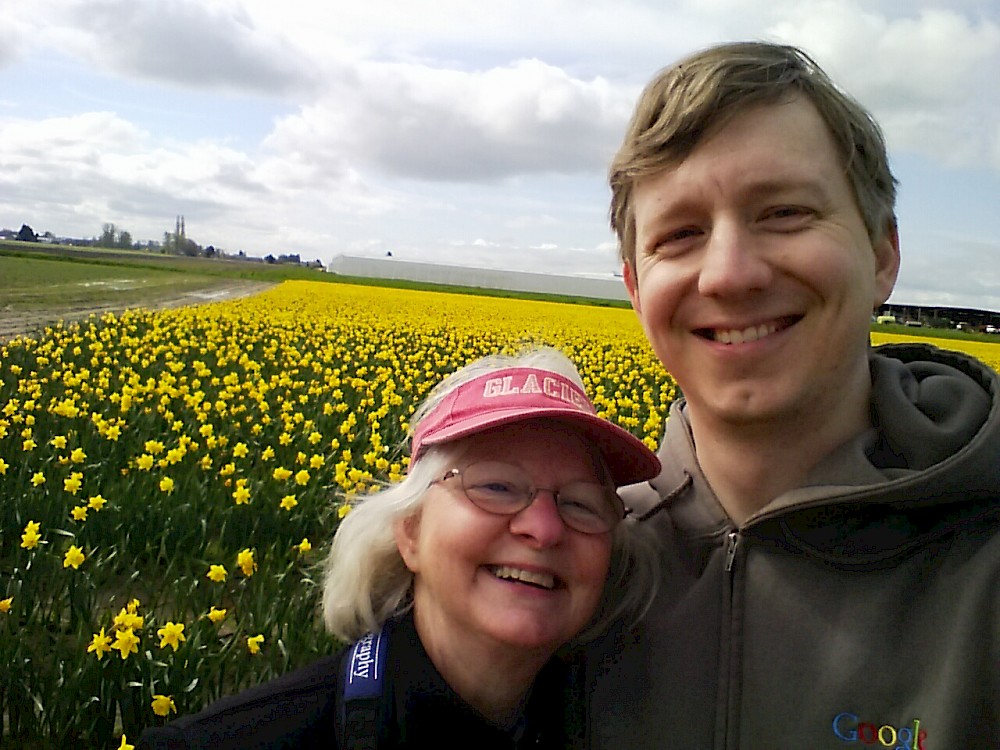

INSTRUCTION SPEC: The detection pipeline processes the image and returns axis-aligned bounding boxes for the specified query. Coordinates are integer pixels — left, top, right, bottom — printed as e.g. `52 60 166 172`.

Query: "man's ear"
393 512 422 573
623 261 642 315
873 220 901 307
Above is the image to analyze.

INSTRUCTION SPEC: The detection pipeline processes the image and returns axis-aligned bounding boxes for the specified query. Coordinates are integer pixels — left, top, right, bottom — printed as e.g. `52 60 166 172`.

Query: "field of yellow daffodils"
2 279 998 746
0 280 673 745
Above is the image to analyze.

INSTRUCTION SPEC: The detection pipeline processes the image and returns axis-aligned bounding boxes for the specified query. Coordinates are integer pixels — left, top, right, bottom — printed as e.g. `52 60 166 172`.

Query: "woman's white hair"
322 347 659 643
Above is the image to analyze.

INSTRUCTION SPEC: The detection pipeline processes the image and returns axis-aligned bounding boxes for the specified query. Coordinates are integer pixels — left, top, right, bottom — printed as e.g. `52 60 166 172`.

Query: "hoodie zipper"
724 530 739 573
721 529 742 750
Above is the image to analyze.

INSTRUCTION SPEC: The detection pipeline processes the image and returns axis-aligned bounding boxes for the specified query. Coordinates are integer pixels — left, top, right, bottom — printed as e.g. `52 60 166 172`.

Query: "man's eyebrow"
741 177 832 202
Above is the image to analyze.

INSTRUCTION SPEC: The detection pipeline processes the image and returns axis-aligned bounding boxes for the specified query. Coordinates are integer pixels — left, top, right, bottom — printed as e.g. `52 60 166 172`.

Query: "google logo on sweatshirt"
832 712 927 749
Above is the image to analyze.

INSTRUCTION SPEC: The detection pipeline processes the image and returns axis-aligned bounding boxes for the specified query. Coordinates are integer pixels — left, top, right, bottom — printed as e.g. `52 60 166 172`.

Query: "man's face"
624 96 899 432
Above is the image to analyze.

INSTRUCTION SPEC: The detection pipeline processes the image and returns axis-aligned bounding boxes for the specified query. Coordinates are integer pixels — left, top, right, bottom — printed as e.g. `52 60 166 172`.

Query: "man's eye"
764 206 812 221
650 227 702 254
665 227 701 242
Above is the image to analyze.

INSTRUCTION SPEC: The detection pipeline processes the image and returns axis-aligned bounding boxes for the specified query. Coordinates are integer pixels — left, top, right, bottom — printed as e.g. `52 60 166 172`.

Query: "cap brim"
417 407 661 487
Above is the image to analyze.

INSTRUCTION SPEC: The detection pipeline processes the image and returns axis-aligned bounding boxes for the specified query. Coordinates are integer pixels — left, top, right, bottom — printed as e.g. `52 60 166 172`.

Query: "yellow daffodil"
156 621 186 651
113 605 144 631
207 606 227 624
246 634 264 655
136 454 154 471
71 506 88 522
279 495 298 511
0 457 8 475
118 735 134 750
295 538 312 554
236 548 256 577
70 447 87 463
87 494 107 511
30 472 45 487
63 472 83 494
21 520 41 549
63 545 86 569
207 564 228 583
272 467 292 481
232 486 251 504
0 596 12 614
159 476 174 492
232 441 249 458
111 627 140 660
294 469 310 486
337 504 352 519
88 628 113 659
151 694 177 717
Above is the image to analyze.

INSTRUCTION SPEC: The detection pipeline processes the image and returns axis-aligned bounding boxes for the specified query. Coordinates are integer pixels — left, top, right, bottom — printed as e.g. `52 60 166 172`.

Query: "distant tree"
265 254 276 264
16 224 37 242
117 230 133 249
205 245 216 258
99 223 117 248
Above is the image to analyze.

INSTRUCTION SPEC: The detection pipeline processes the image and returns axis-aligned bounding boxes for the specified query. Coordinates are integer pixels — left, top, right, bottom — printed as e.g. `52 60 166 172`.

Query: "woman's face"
395 420 614 663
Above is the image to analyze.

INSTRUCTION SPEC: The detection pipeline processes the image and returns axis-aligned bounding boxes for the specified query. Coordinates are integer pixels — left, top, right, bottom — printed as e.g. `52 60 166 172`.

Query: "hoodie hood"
626 343 1000 532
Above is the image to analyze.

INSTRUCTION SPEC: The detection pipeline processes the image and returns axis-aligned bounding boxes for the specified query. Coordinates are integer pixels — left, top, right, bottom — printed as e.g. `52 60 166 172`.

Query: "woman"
138 348 661 748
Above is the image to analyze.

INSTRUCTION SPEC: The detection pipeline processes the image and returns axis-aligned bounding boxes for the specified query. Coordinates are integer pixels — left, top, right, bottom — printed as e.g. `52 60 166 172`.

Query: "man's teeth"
715 322 778 344
491 565 555 590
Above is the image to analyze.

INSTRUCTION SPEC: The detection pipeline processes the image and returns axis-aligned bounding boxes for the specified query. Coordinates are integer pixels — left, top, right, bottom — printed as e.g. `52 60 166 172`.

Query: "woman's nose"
508 490 567 547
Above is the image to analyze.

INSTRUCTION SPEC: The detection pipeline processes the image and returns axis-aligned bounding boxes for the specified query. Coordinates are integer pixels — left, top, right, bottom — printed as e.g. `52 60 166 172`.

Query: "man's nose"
508 490 567 547
697 221 772 298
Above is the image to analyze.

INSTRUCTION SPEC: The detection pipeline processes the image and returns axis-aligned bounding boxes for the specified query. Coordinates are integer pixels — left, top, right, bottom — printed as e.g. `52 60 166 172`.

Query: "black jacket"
138 613 585 749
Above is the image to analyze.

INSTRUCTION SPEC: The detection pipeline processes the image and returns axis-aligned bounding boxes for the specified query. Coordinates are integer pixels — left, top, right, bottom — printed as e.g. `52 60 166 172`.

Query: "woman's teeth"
490 565 555 590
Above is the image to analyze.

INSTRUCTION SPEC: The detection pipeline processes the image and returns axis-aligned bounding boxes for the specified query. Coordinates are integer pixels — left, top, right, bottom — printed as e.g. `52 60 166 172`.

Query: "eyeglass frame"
432 460 631 535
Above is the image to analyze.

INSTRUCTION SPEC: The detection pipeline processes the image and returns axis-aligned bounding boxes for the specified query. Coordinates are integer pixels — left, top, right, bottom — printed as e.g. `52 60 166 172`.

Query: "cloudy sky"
2 0 999 309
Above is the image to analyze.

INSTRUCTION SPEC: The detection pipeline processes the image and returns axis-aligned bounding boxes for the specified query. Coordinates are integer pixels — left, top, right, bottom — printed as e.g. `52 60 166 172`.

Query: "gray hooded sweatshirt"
588 343 1000 749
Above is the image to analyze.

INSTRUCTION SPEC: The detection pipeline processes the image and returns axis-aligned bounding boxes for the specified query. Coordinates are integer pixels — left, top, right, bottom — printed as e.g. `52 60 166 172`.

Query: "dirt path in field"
0 279 275 343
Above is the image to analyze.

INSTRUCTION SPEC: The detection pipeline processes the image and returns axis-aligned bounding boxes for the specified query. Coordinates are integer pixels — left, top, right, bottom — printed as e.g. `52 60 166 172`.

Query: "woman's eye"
474 481 518 495
560 499 600 517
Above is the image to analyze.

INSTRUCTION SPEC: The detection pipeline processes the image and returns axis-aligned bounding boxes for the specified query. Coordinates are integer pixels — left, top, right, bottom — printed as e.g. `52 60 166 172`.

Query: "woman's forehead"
450 421 605 475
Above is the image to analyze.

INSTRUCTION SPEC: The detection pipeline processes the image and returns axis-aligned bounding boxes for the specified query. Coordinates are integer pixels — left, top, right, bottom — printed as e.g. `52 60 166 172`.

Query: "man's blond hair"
610 42 897 267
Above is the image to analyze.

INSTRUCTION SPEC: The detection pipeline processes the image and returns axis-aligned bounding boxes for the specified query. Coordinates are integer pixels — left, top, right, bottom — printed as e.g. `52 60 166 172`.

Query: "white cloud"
265 58 633 181
0 110 392 254
767 3 1000 168
10 0 319 96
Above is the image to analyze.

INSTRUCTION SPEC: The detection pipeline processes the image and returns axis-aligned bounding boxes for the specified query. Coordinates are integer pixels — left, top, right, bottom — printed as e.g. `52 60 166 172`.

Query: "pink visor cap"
410 367 661 487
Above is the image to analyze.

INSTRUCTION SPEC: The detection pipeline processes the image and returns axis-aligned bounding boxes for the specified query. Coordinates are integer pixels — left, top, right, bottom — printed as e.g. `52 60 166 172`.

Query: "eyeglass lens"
456 461 620 534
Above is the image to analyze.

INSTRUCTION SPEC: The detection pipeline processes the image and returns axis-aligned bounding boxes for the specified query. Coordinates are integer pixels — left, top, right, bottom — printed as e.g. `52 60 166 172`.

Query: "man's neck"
688 400 871 526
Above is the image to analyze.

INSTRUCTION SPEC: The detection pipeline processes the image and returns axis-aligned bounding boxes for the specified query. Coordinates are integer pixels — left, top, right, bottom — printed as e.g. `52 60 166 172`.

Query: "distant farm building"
326 255 629 301
877 303 1000 331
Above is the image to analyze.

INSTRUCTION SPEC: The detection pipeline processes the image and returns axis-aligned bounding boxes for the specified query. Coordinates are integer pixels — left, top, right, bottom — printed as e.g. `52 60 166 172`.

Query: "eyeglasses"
435 460 626 535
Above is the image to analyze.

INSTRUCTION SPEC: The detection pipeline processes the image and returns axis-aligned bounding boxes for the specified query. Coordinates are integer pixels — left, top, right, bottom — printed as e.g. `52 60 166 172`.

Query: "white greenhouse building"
326 255 629 302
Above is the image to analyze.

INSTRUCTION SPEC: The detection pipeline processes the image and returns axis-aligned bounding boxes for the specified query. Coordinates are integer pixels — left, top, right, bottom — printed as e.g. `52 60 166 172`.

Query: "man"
588 41 1000 748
